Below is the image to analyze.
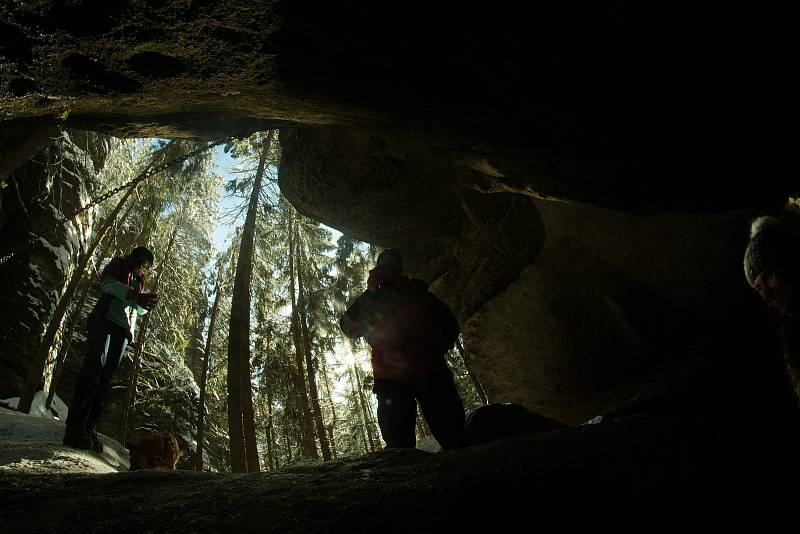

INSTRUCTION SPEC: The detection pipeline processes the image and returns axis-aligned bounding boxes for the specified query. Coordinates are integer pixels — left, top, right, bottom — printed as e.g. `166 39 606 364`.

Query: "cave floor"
1 411 792 532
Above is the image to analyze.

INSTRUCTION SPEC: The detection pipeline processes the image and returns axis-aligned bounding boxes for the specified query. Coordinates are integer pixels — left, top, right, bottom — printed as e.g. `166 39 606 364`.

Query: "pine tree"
287 212 320 459
195 265 226 471
108 139 220 451
226 131 275 472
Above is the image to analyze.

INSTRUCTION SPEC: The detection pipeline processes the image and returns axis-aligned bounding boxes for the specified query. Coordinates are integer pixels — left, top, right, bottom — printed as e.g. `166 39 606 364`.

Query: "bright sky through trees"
210 146 341 256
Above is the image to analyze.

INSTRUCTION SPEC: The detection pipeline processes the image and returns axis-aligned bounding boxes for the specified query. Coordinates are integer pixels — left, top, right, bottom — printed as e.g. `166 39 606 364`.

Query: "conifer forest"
1 130 485 473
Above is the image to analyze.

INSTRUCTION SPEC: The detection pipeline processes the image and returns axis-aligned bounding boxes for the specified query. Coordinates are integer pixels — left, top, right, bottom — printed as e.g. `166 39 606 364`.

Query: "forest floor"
0 404 794 532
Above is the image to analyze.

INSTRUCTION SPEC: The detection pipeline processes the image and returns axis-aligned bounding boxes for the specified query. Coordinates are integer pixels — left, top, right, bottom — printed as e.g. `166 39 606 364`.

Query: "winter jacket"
89 257 147 341
340 276 459 379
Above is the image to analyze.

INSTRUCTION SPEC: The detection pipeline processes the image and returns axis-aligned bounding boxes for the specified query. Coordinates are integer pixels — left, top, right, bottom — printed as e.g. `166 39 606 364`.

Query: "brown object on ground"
127 430 181 470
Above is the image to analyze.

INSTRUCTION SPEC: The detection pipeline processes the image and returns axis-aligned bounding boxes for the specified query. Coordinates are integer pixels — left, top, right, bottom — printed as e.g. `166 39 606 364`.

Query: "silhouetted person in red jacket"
340 249 465 449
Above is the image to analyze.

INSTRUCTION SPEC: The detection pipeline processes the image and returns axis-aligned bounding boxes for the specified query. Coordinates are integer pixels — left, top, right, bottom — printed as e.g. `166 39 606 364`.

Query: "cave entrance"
0 127 485 472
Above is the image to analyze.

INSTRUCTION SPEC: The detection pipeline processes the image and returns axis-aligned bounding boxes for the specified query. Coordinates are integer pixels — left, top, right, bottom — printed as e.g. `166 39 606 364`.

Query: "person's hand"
367 269 380 292
135 292 159 310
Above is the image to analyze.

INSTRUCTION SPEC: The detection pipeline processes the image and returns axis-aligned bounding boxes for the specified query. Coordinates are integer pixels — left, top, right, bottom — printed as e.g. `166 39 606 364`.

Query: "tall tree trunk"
18 176 140 413
240 350 259 472
44 274 93 412
348 366 370 453
321 361 338 458
351 365 377 452
282 374 293 465
259 331 276 471
45 250 102 411
456 338 488 405
194 269 224 471
120 219 179 442
296 243 332 460
287 215 319 459
46 203 135 411
227 131 273 473
266 384 275 471
282 415 292 466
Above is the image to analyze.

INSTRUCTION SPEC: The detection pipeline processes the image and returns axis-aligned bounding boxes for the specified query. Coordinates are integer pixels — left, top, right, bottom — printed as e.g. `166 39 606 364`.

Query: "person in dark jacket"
744 215 800 404
63 246 158 452
340 249 466 449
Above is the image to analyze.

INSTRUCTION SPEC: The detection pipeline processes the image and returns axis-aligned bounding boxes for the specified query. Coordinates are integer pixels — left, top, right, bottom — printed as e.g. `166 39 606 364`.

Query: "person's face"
376 253 401 275
133 260 151 279
372 261 400 280
752 270 794 315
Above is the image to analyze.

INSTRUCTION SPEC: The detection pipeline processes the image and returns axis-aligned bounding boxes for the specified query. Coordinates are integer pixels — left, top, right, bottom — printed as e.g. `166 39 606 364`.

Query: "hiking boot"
88 428 104 453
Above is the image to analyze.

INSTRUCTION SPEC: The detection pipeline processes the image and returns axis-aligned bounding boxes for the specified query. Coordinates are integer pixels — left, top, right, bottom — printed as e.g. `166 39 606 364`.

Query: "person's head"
127 246 154 278
744 216 798 315
375 248 403 279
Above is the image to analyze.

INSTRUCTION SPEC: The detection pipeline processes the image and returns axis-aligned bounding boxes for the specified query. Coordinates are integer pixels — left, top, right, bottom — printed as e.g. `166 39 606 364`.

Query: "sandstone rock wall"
0 130 107 397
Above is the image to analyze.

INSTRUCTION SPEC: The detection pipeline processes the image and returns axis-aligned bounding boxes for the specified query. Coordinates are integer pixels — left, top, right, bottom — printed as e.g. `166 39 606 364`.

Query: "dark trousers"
65 318 129 433
373 369 466 450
